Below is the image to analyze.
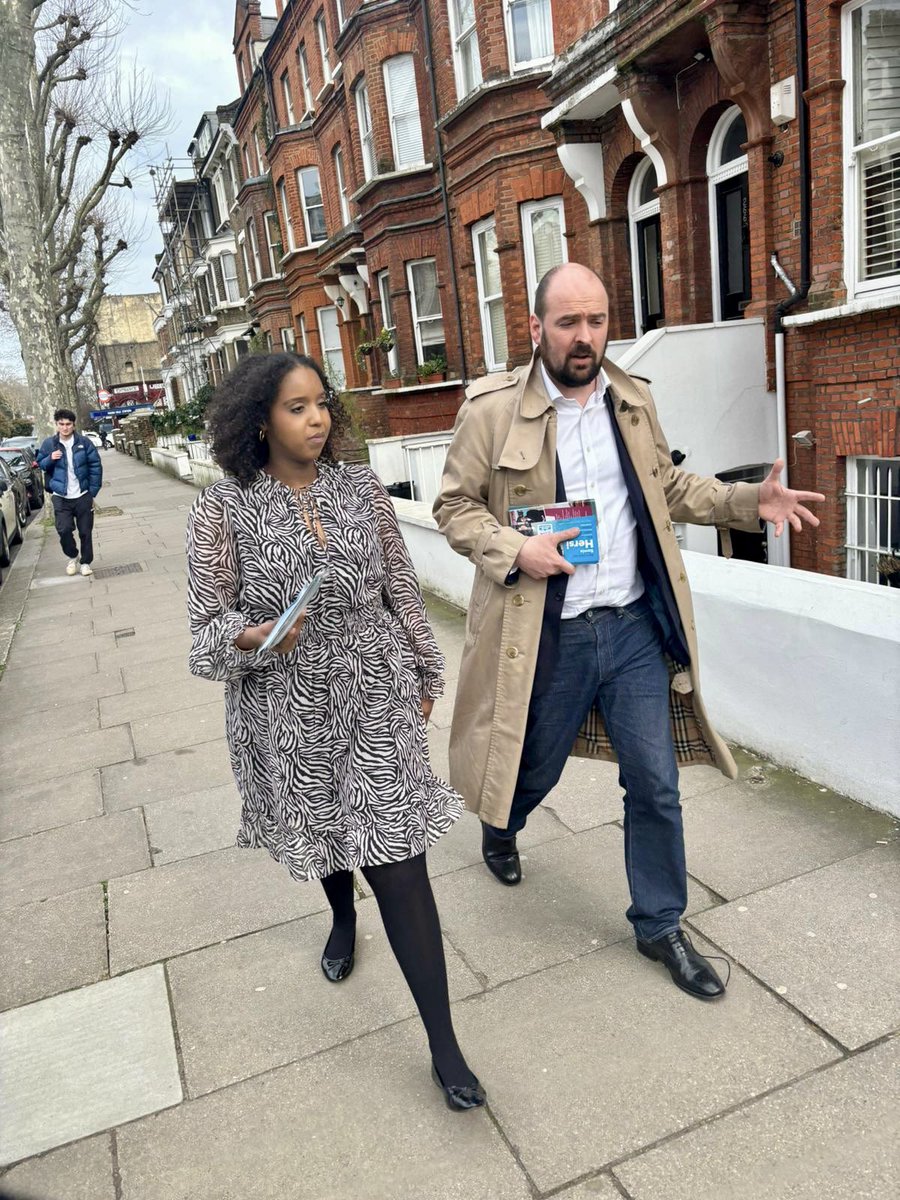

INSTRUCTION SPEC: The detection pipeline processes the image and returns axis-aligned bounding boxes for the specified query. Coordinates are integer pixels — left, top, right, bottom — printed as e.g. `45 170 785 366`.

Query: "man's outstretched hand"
758 459 825 538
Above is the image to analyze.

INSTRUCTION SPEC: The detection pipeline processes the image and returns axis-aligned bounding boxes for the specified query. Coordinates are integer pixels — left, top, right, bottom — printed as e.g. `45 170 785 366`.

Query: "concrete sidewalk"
0 450 897 1200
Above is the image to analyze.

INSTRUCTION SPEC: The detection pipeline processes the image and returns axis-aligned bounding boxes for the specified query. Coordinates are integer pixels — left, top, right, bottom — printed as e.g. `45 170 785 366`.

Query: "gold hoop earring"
258 429 266 441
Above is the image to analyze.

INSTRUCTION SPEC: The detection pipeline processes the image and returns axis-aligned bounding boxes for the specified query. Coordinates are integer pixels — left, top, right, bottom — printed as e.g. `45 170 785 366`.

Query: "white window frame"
227 151 241 207
406 257 445 366
842 0 900 299
297 166 326 246
247 217 262 280
220 251 241 303
212 170 229 230
627 159 662 334
707 106 749 323
335 0 345 29
298 312 310 355
317 304 346 389
240 236 253 290
505 0 554 72
264 210 282 274
448 0 483 101
472 218 508 371
383 55 425 170
298 43 314 115
253 129 266 175
315 11 332 84
334 144 351 226
356 81 375 180
281 69 296 127
243 143 255 180
521 195 567 314
277 178 296 253
845 455 900 583
280 326 297 352
376 269 399 374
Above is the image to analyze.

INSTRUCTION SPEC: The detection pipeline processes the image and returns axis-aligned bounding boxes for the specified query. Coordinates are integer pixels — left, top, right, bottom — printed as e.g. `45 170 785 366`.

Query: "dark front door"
716 172 751 320
636 212 664 332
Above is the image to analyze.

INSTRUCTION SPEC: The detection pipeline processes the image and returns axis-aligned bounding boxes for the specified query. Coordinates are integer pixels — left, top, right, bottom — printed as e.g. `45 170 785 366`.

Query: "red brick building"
202 1 899 582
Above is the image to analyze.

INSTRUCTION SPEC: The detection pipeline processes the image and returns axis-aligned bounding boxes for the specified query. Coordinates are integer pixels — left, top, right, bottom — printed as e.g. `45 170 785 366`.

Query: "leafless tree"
0 0 169 431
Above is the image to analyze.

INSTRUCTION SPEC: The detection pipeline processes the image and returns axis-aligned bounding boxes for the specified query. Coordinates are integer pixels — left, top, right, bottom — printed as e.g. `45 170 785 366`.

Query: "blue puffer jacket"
37 433 103 498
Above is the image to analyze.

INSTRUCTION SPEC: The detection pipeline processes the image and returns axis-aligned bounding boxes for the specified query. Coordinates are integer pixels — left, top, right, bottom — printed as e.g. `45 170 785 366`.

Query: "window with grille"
297 166 326 244
384 55 425 169
449 0 482 100
506 0 554 70
521 197 567 314
317 305 345 389
356 81 375 181
406 259 446 364
376 270 399 373
473 219 508 370
334 145 351 226
846 456 900 584
844 1 900 294
277 179 296 252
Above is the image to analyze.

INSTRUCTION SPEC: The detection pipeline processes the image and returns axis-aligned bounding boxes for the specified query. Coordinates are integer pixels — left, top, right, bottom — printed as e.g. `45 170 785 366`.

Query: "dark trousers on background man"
52 493 94 564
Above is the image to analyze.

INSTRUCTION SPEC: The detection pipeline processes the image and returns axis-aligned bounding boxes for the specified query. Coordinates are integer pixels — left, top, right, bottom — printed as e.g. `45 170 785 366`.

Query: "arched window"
707 107 750 320
628 157 664 334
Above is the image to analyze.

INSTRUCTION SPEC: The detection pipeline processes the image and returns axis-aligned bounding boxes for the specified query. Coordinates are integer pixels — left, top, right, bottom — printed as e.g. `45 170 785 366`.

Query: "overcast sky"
1 0 246 379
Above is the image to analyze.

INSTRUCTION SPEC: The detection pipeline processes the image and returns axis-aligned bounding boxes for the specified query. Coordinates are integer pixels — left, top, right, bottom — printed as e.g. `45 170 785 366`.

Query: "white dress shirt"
541 363 644 618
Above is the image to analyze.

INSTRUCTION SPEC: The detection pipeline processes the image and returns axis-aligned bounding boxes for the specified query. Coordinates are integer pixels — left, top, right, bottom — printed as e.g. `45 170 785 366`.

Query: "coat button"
631 414 640 426
513 484 527 496
665 520 672 532
506 646 519 658
511 594 524 607
679 572 686 582
651 467 659 477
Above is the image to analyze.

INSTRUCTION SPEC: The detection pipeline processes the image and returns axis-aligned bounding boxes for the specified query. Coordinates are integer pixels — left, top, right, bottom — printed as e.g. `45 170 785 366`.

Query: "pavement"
0 450 898 1200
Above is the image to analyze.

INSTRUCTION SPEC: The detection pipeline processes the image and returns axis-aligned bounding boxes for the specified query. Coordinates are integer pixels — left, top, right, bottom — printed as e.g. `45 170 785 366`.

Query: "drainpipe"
420 0 468 385
770 0 812 568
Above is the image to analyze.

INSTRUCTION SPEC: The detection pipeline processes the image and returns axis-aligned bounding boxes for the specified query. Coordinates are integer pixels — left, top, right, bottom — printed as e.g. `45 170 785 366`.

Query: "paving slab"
449 941 838 1193
613 1038 900 1200
5 633 116 670
96 632 192 670
13 614 99 644
115 1021 531 1200
691 844 900 1050
1 700 100 757
144 782 242 865
96 601 188 635
129 699 225 759
680 773 897 900
98 675 215 728
119 652 201 693
19 591 100 616
0 1133 115 1200
432 825 719 987
0 669 123 719
0 885 107 1011
100 738 235 810
0 725 132 792
0 809 149 911
168 898 483 1096
426 805 571 878
107 846 330 973
91 576 180 598
554 1179 623 1200
0 770 102 841
0 652 100 690
0 966 182 1167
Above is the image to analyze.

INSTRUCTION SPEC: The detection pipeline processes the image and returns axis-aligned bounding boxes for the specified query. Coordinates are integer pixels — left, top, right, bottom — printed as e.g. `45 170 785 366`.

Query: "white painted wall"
395 501 900 816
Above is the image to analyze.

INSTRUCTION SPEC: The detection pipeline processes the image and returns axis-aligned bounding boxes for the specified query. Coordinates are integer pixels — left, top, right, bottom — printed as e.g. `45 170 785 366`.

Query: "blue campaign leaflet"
508 499 600 564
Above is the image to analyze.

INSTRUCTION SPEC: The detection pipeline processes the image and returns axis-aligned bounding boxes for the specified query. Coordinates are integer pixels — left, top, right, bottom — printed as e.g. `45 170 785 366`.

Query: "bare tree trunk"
0 0 78 433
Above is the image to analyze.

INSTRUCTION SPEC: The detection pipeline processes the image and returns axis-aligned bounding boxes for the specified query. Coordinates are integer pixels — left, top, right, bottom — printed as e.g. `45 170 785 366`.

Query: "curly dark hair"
205 352 349 486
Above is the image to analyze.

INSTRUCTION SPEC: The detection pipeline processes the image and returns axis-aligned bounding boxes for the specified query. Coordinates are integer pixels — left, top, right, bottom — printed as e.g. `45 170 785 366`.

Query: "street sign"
89 405 153 420
97 389 111 403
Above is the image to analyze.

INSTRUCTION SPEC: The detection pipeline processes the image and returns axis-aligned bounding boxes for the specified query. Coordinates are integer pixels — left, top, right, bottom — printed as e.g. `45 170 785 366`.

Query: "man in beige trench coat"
433 263 823 1000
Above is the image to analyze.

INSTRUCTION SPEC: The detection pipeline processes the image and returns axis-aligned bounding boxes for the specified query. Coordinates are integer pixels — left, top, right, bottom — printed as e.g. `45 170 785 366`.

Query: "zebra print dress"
186 462 462 881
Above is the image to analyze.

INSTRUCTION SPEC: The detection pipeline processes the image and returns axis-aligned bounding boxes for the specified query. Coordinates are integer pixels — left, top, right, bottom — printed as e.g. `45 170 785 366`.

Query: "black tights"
320 854 475 1088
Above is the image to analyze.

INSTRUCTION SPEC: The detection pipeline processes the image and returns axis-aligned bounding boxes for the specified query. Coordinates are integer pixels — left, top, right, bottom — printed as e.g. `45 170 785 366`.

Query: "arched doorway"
707 107 750 321
628 157 664 333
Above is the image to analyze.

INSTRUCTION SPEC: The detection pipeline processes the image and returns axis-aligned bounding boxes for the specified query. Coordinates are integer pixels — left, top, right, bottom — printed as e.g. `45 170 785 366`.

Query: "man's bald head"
533 263 608 321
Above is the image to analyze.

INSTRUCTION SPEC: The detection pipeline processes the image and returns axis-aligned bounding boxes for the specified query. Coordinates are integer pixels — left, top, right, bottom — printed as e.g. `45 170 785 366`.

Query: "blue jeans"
490 596 686 941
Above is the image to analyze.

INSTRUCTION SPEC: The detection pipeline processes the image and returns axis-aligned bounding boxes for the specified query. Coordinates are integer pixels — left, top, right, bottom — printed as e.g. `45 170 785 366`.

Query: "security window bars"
356 81 375 180
407 259 445 364
521 197 567 313
449 0 482 100
384 55 425 169
473 219 508 371
298 166 326 244
846 456 900 584
506 0 553 69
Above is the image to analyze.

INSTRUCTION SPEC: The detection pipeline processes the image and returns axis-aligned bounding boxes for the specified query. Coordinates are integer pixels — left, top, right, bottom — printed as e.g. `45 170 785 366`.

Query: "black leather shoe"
636 929 726 1000
481 823 521 886
431 1062 486 1111
320 936 355 983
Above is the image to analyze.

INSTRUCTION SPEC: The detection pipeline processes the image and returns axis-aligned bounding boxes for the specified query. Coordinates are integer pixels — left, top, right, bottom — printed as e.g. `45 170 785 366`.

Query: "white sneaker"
80 563 93 577
66 558 79 576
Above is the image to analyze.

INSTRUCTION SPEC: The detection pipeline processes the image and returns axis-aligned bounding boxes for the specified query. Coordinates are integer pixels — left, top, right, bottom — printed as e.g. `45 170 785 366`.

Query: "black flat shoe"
481 823 521 886
431 1062 486 1111
320 936 355 983
636 929 727 1000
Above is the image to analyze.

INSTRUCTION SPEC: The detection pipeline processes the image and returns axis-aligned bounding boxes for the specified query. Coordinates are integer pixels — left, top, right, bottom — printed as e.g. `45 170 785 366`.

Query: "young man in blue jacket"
37 408 103 576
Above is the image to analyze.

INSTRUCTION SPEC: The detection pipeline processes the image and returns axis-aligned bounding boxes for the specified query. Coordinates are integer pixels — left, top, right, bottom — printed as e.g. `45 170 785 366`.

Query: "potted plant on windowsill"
355 326 396 366
382 367 402 389
416 355 447 384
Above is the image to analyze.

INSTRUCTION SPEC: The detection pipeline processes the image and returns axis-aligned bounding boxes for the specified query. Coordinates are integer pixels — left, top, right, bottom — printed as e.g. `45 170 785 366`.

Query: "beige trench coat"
432 355 762 829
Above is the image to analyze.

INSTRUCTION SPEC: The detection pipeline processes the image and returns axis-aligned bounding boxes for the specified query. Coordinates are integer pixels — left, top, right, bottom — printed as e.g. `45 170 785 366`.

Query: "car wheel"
29 482 44 511
11 503 24 545
0 520 10 567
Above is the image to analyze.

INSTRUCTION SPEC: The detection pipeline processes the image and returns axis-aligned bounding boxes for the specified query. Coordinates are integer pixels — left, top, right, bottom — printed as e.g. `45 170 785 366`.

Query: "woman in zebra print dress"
186 353 484 1110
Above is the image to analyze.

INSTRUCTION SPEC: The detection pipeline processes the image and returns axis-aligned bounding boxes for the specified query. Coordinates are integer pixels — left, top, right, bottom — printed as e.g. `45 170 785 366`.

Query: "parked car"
83 430 103 449
0 456 25 584
0 446 45 510
0 435 40 457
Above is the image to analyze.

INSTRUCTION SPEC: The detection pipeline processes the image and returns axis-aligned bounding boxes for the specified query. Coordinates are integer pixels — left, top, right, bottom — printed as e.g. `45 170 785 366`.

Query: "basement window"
845 455 900 584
